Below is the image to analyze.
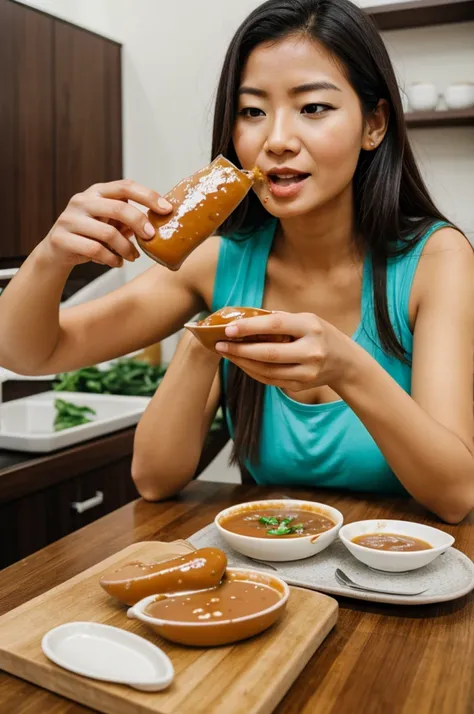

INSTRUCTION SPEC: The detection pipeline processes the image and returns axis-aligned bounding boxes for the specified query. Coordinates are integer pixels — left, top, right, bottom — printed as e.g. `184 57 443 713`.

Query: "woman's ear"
361 99 389 151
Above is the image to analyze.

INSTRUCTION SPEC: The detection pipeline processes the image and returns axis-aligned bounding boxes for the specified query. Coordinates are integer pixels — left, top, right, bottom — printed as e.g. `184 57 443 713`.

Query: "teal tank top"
212 219 448 495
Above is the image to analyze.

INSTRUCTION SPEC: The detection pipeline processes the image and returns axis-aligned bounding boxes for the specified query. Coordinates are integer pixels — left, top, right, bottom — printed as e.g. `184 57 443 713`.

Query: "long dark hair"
211 0 450 468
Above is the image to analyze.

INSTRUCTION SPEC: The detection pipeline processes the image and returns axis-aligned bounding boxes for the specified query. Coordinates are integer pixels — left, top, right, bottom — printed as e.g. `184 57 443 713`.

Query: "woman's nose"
264 117 300 156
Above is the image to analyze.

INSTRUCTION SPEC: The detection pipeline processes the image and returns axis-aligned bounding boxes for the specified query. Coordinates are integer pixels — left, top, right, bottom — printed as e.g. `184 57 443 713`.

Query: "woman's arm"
132 331 222 501
334 228 474 523
0 179 218 375
215 228 474 523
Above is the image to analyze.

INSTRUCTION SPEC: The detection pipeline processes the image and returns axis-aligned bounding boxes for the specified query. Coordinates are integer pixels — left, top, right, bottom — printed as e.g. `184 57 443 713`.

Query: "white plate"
189 523 474 606
42 622 174 691
0 391 150 452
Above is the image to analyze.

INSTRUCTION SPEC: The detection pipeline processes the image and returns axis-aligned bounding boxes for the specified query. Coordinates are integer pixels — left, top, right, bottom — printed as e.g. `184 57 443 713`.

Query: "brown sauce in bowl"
220 507 335 539
197 307 269 326
197 307 292 343
145 578 280 623
352 533 432 552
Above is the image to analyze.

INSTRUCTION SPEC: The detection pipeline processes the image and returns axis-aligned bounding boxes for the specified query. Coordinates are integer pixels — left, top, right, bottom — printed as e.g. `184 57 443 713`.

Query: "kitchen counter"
0 481 472 714
0 414 229 568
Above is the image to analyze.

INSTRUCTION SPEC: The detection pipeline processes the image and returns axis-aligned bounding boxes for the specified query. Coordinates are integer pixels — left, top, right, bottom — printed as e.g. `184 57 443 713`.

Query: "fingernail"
158 198 172 211
225 326 238 337
144 222 155 237
215 342 228 353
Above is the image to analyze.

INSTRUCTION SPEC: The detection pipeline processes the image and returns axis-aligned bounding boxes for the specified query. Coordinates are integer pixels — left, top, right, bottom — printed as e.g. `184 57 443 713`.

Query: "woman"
0 0 472 521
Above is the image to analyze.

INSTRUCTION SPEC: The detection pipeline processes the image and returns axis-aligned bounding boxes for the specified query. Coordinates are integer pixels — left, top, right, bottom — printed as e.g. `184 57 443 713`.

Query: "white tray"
0 391 150 452
188 523 474 606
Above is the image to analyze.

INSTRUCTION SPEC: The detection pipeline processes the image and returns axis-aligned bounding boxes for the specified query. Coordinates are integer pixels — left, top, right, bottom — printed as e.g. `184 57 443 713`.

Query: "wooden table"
0 481 472 714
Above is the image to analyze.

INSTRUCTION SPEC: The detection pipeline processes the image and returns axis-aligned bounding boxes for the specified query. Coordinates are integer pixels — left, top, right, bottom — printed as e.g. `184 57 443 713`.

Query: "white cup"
406 82 439 112
444 82 474 110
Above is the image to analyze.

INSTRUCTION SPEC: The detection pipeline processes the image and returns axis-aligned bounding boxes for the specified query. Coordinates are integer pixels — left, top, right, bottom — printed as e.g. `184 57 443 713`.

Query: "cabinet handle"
71 490 104 514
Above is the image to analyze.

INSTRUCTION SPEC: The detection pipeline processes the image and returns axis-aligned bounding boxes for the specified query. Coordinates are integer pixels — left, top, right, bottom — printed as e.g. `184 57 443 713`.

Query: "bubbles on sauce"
145 580 280 623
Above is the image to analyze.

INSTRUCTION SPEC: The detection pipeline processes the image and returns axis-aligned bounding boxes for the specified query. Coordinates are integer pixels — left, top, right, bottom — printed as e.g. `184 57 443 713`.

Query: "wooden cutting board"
0 540 338 714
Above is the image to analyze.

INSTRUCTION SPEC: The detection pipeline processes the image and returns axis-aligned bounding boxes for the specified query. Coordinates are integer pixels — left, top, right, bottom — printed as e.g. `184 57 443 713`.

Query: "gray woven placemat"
187 523 474 606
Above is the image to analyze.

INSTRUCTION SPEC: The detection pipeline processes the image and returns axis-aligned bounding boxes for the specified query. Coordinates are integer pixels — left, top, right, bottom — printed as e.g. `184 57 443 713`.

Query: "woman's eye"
238 107 265 118
301 103 331 115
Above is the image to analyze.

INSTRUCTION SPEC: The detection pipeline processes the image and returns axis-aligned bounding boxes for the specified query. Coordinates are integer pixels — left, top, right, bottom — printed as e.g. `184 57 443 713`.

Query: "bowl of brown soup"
339 519 455 572
127 567 289 647
184 306 292 352
215 499 344 561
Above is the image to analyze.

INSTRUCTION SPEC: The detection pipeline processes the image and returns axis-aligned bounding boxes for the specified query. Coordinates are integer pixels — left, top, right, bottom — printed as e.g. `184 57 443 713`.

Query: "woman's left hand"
215 311 352 392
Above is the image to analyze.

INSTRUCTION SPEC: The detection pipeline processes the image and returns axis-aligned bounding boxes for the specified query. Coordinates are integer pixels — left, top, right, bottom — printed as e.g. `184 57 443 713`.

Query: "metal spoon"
239 555 279 571
335 568 428 596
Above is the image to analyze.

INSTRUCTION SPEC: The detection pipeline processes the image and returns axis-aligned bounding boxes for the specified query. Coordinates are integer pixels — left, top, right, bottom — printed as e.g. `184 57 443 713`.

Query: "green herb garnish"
259 516 280 526
267 527 293 536
262 516 306 537
53 399 96 431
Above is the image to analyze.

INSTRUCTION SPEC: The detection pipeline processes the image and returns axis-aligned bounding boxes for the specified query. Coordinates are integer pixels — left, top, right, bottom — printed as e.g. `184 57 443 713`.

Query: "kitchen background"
3 0 474 486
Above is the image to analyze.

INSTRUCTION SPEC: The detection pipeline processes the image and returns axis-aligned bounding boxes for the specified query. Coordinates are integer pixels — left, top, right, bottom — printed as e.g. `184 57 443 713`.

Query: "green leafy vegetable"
262 515 306 537
53 358 225 432
53 399 96 432
267 527 292 536
259 516 280 526
53 359 167 398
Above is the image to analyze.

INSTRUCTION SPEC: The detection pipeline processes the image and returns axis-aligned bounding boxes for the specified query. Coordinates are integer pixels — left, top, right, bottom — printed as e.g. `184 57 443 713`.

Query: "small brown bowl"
127 568 290 647
184 306 292 352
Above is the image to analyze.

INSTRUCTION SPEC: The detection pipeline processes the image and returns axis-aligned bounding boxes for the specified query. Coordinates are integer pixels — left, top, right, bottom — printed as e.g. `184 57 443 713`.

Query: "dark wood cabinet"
0 0 122 263
54 21 122 215
0 453 139 569
0 0 55 260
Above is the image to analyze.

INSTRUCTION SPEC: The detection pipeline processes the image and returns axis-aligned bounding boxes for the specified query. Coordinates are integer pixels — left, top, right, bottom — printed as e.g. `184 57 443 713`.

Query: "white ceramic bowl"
406 82 439 112
339 519 454 573
215 499 344 562
444 82 474 110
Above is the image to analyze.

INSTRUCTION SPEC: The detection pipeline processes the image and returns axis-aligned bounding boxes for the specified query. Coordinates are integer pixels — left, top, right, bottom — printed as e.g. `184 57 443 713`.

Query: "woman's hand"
40 179 173 269
215 311 353 392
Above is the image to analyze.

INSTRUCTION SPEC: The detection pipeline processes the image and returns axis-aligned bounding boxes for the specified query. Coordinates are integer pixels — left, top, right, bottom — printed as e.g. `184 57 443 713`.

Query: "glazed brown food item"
197 306 292 343
136 156 264 270
352 533 432 551
145 578 281 623
99 547 227 605
220 506 335 539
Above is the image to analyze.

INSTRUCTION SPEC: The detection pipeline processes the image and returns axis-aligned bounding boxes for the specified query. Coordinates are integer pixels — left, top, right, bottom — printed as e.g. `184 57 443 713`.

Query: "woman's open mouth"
267 172 311 198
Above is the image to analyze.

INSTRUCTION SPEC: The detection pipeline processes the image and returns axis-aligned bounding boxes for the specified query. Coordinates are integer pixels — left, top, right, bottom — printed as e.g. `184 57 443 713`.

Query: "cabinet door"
71 456 138 530
0 0 55 260
54 21 122 215
0 475 81 569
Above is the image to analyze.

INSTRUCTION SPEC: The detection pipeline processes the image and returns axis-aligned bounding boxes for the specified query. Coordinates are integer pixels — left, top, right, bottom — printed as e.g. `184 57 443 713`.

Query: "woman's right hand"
40 179 173 268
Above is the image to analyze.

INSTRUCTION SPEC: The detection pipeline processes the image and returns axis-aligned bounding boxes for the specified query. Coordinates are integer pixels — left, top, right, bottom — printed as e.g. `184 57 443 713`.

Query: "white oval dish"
339 519 455 573
215 499 344 561
41 622 174 691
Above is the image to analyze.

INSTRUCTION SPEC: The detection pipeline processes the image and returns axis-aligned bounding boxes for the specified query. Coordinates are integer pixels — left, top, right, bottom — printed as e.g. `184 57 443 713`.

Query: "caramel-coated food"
137 156 262 270
99 547 227 606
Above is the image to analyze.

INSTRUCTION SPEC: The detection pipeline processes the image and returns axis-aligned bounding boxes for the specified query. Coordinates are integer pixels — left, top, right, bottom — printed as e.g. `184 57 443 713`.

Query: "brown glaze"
136 156 262 270
99 547 227 606
137 568 288 647
220 506 335 539
351 533 433 552
146 578 280 623
197 306 271 327
185 306 293 352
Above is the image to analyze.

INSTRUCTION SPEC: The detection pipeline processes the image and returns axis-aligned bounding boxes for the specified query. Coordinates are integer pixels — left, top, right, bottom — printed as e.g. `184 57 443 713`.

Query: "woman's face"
233 35 373 218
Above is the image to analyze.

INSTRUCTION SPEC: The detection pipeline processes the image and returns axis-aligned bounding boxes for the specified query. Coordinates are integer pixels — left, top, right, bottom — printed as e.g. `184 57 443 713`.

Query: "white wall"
19 0 474 248
16 0 474 481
